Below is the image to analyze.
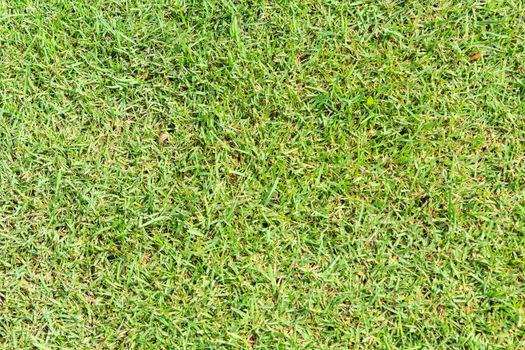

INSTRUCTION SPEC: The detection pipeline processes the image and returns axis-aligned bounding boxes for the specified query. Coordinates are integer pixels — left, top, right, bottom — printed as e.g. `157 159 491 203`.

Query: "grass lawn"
1 0 524 348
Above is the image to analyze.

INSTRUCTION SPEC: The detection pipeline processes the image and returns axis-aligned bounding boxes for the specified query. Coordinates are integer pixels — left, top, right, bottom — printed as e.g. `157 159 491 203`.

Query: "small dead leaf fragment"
142 251 152 267
469 53 481 62
248 334 257 347
157 132 169 144
86 294 96 304
437 305 445 317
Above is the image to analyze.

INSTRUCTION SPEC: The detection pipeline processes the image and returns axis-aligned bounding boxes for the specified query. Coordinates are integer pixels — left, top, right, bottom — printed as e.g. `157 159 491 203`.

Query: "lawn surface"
1 0 524 348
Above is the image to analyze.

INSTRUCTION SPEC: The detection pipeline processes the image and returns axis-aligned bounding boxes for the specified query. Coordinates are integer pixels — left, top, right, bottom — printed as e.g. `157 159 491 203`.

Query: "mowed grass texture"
0 0 524 348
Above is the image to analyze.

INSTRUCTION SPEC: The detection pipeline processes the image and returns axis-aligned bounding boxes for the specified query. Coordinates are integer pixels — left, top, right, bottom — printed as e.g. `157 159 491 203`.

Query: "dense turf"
1 0 524 348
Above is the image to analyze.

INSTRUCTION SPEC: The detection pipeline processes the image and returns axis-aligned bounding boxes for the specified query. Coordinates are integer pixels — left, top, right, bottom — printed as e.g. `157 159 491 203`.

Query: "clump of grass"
0 1 524 348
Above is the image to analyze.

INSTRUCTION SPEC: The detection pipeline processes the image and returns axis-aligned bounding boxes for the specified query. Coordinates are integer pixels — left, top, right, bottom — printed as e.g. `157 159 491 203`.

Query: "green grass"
1 0 524 348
